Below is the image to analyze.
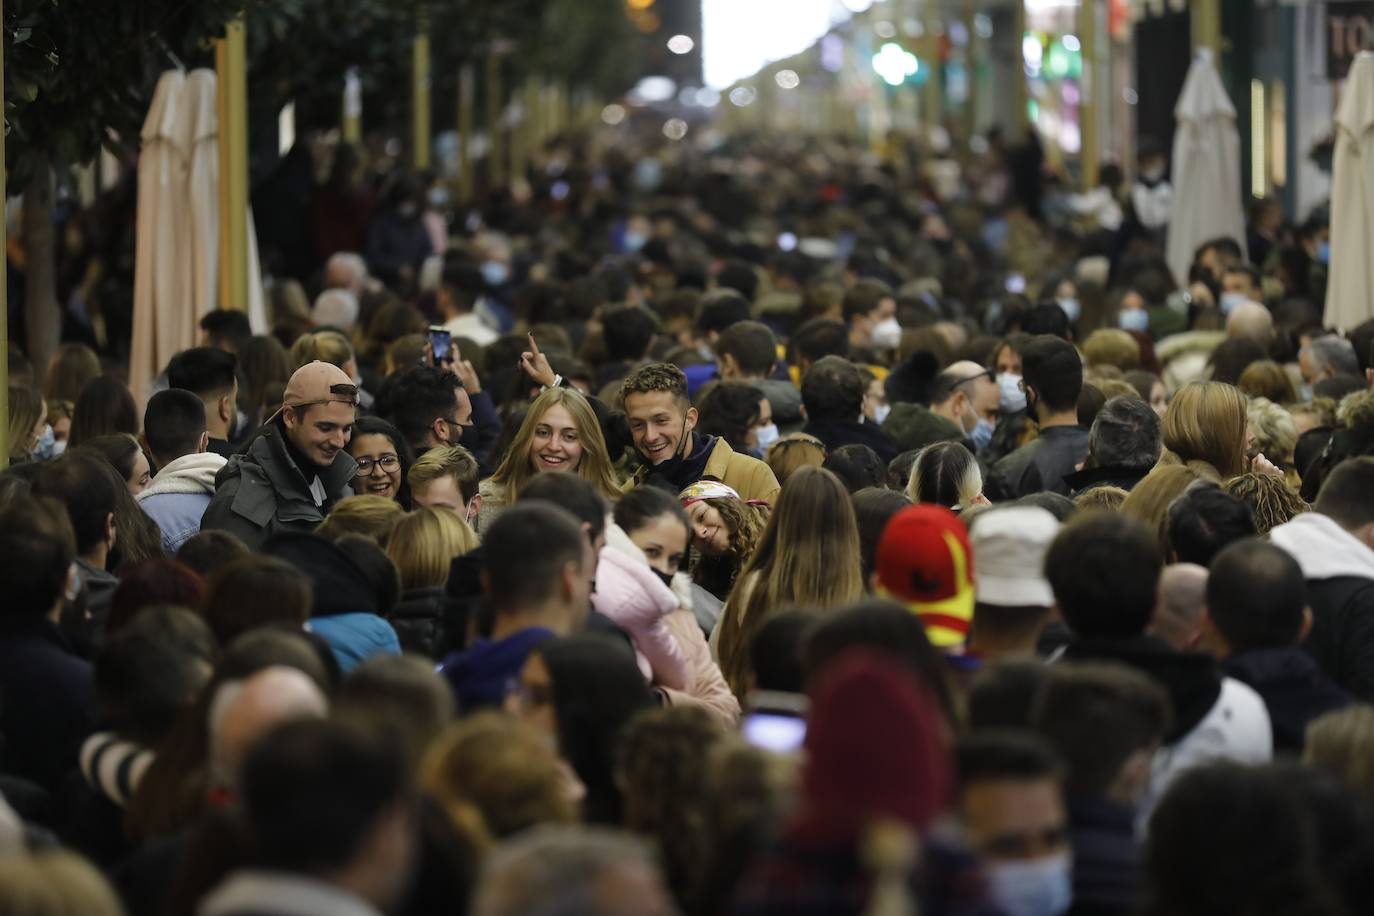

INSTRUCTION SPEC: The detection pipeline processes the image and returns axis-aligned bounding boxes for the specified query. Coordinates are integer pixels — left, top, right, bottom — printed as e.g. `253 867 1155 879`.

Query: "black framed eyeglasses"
354 454 400 476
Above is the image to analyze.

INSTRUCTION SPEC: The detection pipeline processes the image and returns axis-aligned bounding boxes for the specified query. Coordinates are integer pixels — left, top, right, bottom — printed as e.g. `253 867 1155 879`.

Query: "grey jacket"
200 423 357 552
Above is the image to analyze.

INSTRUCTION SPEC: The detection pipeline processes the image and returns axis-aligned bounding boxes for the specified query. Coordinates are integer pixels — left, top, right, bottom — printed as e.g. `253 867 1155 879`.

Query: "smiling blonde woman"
476 387 622 535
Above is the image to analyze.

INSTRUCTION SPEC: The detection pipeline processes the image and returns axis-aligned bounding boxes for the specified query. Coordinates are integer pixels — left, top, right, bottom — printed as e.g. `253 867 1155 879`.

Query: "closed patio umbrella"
130 70 191 409
1166 49 1247 290
1325 52 1374 332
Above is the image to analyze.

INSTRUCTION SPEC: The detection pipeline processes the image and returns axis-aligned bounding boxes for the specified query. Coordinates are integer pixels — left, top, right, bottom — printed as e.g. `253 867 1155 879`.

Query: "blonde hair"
421 711 576 851
408 445 481 504
1224 473 1309 535
289 328 355 372
387 507 479 590
316 495 406 546
764 433 827 486
8 385 44 460
1304 706 1374 799
907 441 982 509
1075 485 1128 512
1247 397 1299 467
0 849 125 916
488 387 621 504
1082 329 1141 372
1162 381 1249 479
716 465 863 696
1121 465 1206 552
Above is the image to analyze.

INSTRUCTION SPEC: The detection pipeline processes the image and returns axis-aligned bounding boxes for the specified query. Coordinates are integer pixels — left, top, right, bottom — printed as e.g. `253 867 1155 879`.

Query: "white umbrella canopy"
130 70 191 409
130 68 267 406
1325 52 1374 332
1166 49 1247 290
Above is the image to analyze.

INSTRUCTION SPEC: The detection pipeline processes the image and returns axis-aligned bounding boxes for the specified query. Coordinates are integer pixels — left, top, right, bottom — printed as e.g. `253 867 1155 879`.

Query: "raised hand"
519 333 557 388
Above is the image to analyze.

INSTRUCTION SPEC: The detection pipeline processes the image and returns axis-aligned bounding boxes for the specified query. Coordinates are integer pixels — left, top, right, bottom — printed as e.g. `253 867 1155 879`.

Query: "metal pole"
342 69 362 144
412 24 432 170
458 63 475 202
216 18 249 312
1192 0 1221 58
1079 0 1099 190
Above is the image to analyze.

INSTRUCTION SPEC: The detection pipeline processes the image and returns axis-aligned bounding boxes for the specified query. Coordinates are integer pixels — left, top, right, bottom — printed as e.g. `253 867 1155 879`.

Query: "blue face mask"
1317 241 1330 265
983 853 1073 916
1118 309 1150 333
623 230 648 253
1056 297 1081 323
998 372 1027 413
481 260 509 287
969 417 995 451
1219 291 1248 315
32 424 56 461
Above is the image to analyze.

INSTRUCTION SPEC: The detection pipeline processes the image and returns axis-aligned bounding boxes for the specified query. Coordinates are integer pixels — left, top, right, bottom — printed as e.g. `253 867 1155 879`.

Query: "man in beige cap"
201 361 360 550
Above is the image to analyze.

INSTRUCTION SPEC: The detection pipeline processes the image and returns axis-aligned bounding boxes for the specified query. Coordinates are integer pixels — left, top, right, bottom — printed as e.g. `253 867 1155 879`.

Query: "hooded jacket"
1221 648 1350 752
389 586 452 659
593 523 689 689
201 421 358 552
1061 634 1271 828
268 532 402 673
1269 512 1374 699
438 627 555 712
138 452 228 552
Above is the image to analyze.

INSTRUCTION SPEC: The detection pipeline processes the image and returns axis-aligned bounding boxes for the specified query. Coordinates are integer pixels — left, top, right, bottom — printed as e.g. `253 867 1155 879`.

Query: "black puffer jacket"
390 587 453 659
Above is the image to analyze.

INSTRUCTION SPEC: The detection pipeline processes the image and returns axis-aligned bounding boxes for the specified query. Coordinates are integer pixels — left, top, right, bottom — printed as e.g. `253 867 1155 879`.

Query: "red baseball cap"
874 504 975 651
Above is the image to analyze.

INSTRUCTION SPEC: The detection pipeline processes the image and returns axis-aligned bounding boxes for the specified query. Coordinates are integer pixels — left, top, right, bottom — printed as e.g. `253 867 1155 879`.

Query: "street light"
872 41 919 87
667 34 695 55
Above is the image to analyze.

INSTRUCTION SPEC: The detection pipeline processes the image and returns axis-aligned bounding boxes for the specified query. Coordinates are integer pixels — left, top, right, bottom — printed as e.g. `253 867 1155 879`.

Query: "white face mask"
873 403 892 426
983 853 1073 916
998 372 1027 413
870 316 903 350
754 423 780 455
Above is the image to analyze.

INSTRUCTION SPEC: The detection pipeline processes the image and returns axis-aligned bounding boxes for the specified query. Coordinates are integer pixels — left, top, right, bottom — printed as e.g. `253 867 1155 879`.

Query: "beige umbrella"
1325 52 1374 331
130 70 191 409
186 70 219 324
1166 48 1247 289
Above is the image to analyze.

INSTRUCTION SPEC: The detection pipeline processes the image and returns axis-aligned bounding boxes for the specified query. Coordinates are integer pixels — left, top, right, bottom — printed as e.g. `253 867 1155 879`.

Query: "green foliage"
3 0 249 192
1 0 641 185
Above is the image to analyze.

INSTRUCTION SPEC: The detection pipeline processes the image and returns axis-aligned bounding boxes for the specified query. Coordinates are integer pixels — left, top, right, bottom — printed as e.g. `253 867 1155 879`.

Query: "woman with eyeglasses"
346 416 415 508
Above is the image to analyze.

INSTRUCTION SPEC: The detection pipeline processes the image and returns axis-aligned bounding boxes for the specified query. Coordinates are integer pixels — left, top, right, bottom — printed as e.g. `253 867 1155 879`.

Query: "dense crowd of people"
4 125 1374 916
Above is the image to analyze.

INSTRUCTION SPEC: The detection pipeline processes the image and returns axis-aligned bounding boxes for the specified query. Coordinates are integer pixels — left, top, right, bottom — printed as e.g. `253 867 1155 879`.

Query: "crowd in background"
3 125 1374 916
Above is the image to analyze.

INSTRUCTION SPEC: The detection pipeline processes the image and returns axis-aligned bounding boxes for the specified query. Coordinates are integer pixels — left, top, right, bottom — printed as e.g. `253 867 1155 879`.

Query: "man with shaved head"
1225 300 1274 345
1150 564 1209 650
207 666 329 801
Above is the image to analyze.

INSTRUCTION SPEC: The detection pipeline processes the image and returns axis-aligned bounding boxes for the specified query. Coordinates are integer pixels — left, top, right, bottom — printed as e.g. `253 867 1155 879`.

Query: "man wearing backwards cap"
202 361 360 550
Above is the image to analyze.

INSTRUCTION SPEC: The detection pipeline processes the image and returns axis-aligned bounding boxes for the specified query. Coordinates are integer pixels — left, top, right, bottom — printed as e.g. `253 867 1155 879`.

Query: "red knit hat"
802 648 951 832
874 504 975 651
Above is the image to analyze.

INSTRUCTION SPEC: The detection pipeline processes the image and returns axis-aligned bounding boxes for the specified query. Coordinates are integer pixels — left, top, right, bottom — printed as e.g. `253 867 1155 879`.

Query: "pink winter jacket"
592 526 690 689
660 607 741 726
